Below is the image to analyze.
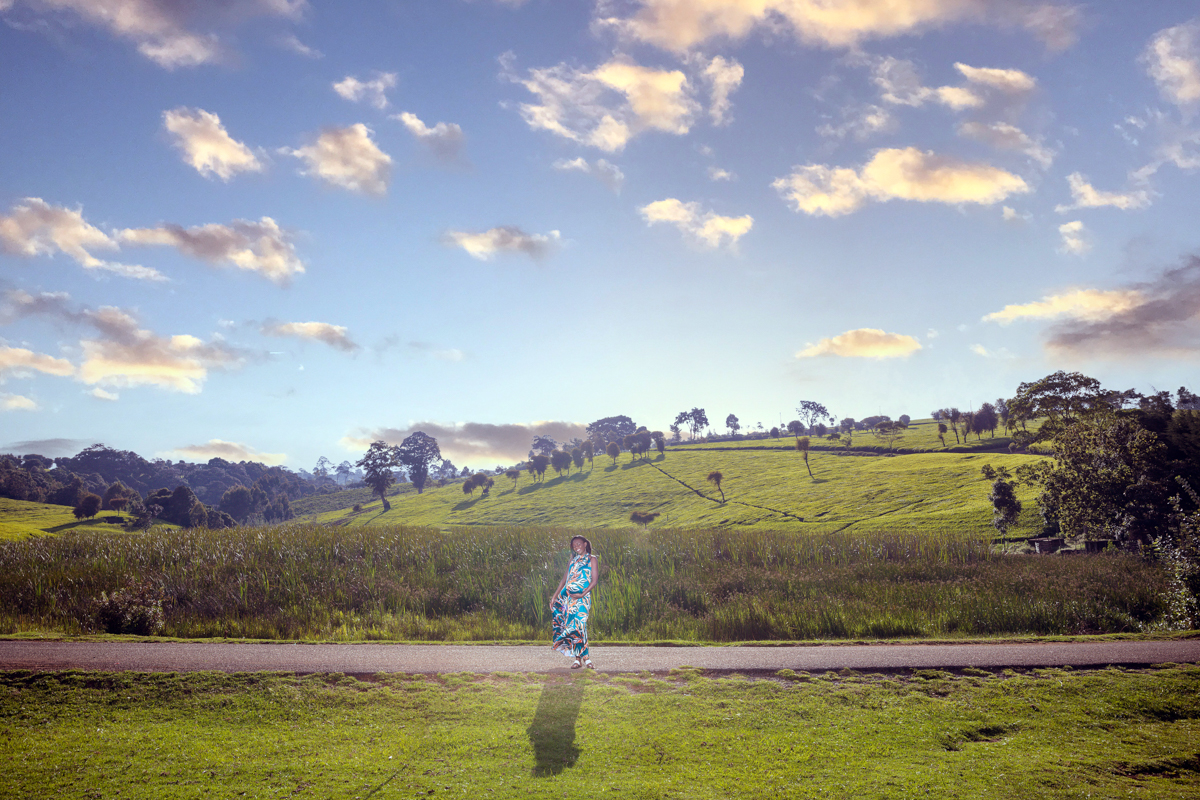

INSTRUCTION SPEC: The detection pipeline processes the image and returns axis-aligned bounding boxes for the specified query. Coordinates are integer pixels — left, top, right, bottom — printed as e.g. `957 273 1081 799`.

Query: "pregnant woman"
550 535 598 669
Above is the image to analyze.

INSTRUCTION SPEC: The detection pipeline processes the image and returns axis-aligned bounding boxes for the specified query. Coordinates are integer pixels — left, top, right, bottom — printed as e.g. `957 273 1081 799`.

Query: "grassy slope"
0 497 134 541
309 449 1045 534
3 666 1198 799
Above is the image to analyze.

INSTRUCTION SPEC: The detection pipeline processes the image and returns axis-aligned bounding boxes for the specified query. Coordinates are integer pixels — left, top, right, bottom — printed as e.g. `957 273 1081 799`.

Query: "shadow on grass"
518 482 546 495
453 496 483 511
527 680 584 777
45 517 129 534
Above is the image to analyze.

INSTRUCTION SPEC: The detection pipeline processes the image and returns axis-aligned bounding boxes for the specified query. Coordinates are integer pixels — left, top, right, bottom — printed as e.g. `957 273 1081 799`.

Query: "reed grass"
0 524 1169 641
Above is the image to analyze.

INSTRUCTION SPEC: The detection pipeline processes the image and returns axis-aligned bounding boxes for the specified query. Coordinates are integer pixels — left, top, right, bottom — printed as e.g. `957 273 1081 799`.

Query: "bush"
93 582 166 636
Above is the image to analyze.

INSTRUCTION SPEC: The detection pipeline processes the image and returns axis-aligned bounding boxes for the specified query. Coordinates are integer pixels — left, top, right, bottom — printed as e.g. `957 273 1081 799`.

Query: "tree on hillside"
942 408 961 443
531 435 559 457
873 421 905 451
726 414 741 437
313 456 333 486
356 441 398 510
219 485 255 523
960 411 977 442
103 481 131 512
989 477 1022 538
899 414 911 426
796 401 834 436
74 492 102 520
669 423 682 444
1009 371 1137 442
688 408 708 439
795 437 814 478
630 510 660 529
586 416 637 453
462 480 476 497
397 432 442 494
707 471 725 502
551 449 572 477
937 422 948 448
769 426 780 439
976 403 998 438
505 468 521 489
571 447 585 472
606 442 620 465
581 440 594 466
653 432 665 457
786 420 803 437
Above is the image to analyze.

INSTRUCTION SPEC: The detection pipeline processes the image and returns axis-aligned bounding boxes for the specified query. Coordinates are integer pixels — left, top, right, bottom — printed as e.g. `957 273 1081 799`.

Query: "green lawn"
310 449 1046 534
3 665 1197 799
0 497 134 541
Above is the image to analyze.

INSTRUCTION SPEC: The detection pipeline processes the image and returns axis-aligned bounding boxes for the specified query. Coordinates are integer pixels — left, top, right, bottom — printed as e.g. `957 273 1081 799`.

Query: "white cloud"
285 124 391 195
552 157 625 192
702 55 744 125
506 54 699 152
394 112 465 161
639 198 753 248
958 121 1054 168
871 56 981 108
0 344 75 380
333 72 398 110
2 0 306 68
89 387 119 401
119 217 304 285
773 147 1029 217
165 439 287 465
277 33 321 58
444 227 561 260
953 62 1037 94
1142 19 1200 106
1 393 37 411
707 166 735 181
0 198 165 281
796 328 922 359
163 107 262 181
1001 205 1030 222
983 288 1145 324
1057 220 1089 254
261 320 359 352
817 104 893 140
1054 172 1150 212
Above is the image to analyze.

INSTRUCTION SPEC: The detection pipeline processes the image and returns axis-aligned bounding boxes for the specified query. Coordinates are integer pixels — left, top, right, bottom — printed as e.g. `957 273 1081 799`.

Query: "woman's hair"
570 535 592 555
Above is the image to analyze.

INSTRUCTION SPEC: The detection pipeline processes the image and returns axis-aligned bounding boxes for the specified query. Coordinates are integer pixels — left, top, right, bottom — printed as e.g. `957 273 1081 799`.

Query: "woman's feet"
585 659 595 670
571 658 582 669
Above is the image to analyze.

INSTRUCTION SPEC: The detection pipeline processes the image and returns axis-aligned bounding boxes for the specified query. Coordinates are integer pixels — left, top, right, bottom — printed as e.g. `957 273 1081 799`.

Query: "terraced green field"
0 497 133 541
304 449 1045 534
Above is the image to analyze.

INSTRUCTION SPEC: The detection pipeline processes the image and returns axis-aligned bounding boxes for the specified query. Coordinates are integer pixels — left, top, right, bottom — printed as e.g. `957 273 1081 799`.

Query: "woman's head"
570 535 592 555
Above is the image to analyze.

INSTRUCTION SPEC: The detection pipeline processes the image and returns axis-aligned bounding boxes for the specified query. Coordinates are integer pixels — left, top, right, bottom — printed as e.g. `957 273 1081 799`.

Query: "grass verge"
1 665 1198 799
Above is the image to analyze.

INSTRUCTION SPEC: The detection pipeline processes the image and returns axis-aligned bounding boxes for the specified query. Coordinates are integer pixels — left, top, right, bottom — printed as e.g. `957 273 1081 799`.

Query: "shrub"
74 493 102 520
93 582 165 636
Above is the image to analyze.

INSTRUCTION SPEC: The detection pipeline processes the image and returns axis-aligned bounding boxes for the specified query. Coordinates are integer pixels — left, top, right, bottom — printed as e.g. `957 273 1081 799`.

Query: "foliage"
606 442 620 465
706 471 724 502
93 580 165 635
550 450 572 477
1153 479 1200 630
795 400 834 434
73 493 102 520
355 440 398 509
725 413 740 436
629 510 660 528
795 436 813 478
988 478 1022 537
396 432 442 494
586 416 636 452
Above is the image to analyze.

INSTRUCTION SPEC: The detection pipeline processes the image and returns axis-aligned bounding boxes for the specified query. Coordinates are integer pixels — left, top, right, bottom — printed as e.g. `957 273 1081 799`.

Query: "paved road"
1 639 1197 675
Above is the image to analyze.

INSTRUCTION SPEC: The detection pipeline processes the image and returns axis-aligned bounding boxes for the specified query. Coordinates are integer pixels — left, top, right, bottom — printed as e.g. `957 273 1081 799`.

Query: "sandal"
585 660 595 670
571 659 582 669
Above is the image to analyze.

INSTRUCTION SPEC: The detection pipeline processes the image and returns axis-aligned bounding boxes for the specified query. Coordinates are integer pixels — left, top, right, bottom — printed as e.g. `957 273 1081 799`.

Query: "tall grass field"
0 524 1169 642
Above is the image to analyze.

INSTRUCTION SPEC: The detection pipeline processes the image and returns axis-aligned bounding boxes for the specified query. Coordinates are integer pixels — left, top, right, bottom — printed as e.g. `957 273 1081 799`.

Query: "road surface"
1 639 1197 675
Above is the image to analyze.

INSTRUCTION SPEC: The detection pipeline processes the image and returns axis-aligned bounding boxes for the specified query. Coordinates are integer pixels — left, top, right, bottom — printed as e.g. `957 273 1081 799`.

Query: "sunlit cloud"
333 72 398 110
1054 172 1150 212
394 112 465 161
0 198 165 281
163 107 263 181
0 344 75 379
0 0 307 68
342 420 587 465
285 124 392 195
870 56 981 108
504 53 699 152
1057 220 1089 254
261 320 359 352
986 258 1200 359
89 387 119 401
796 328 922 359
552 157 625 192
707 166 735 181
119 217 305 285
639 198 753 249
1142 19 1200 107
983 288 1146 324
164 439 287 465
958 121 1054 168
702 55 744 125
773 147 1029 217
817 104 893 140
444 227 561 260
0 393 37 411
953 62 1037 94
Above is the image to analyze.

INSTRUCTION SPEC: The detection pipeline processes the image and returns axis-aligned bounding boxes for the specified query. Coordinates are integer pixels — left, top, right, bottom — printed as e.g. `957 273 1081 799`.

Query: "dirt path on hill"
1 639 1196 675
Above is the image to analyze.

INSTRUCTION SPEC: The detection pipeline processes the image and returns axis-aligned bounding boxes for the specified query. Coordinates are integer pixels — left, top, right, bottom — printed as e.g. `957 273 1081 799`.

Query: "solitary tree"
937 422 948 448
688 407 709 439
786 420 803 437
769 426 780 439
976 403 999 438
396 432 442 493
795 401 834 437
707 471 725 502
653 432 665 457
74 492 102 520
945 408 962 443
530 453 550 481
462 480 476 497
725 414 741 437
103 481 131 512
606 441 621 465
356 440 398 510
505 468 521 489
795 436 814 478
630 510 661 529
989 477 1022 539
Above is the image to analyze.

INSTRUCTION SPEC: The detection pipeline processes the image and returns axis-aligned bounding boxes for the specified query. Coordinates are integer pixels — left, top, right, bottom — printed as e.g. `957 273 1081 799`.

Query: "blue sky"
1 0 1198 471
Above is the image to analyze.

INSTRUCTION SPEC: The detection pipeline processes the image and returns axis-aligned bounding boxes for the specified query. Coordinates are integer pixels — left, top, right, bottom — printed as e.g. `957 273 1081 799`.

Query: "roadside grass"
2 665 1198 799
310 449 1046 534
0 497 134 541
0 525 1168 641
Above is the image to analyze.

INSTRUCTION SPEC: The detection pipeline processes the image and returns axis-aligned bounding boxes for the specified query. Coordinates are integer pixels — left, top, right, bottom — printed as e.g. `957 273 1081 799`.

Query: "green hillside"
305 449 1045 535
0 497 135 541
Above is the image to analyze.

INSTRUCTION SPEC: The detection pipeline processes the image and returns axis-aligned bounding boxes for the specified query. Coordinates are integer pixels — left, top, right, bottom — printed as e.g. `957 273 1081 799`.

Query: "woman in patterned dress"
550 535 598 669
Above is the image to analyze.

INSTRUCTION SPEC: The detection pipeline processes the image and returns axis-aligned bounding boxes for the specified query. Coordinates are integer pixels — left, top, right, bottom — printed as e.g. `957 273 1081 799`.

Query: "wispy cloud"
342 420 587 464
277 33 321 58
773 147 1029 217
639 198 752 249
443 227 560 260
701 55 744 125
959 121 1054 168
394 112 465 161
89 387 119 401
796 328 922 359
0 393 37 411
407 341 466 362
261 320 359 352
0 344 75 380
983 288 1146 324
119 217 305 285
164 439 287 465
552 157 625 192
1142 18 1200 107
163 107 263 181
0 198 165 281
1057 220 1089 254
284 124 392 195
333 72 398 110
1054 172 1150 212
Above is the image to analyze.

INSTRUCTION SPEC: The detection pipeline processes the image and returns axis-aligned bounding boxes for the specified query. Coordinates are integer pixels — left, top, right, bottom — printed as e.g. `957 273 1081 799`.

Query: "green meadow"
300 448 1046 534
0 497 133 542
3 665 1198 799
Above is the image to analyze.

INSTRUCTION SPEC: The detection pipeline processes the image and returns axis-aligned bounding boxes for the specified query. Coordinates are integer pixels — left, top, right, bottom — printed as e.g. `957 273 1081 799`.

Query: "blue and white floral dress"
551 553 594 659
